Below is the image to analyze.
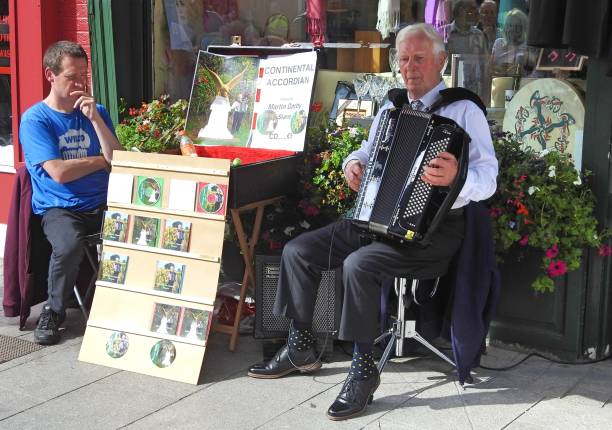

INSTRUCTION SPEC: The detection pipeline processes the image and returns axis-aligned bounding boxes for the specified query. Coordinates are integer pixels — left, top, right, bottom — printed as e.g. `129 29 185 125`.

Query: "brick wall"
56 0 91 77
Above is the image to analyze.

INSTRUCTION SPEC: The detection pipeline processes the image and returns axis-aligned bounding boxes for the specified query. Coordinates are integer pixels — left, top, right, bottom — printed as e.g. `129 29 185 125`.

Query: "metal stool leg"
376 277 455 375
73 286 88 320
376 277 409 373
74 238 101 321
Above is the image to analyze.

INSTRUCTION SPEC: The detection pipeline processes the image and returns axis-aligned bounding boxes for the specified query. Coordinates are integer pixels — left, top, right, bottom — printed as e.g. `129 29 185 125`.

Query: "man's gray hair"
395 23 446 56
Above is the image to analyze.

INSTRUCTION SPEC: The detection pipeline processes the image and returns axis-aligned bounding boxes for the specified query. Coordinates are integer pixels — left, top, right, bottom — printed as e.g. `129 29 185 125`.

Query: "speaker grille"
255 255 341 339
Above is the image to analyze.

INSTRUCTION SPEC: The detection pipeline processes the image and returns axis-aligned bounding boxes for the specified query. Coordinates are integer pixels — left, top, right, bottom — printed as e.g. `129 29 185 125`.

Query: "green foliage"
234 120 368 255
116 95 188 153
489 134 609 293
307 123 368 216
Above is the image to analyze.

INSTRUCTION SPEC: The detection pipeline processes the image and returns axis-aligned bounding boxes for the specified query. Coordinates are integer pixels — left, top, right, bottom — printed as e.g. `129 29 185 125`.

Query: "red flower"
547 260 567 278
519 235 529 246
516 202 529 216
598 244 612 257
153 129 161 138
513 175 527 187
310 102 322 113
545 244 559 259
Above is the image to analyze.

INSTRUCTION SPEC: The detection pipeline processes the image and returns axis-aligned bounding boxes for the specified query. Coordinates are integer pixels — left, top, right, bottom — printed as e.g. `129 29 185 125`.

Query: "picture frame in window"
536 48 587 71
450 53 491 107
335 99 374 126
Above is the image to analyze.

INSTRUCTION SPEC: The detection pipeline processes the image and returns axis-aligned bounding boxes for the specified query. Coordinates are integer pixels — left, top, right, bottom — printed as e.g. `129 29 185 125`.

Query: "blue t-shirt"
20 102 116 215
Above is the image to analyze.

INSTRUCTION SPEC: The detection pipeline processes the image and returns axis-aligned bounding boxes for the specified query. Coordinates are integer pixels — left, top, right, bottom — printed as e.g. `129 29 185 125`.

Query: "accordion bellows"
351 106 470 244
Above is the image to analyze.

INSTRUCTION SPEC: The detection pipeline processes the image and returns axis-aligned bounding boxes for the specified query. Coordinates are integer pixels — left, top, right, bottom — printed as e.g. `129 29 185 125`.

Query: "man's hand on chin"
71 90 99 122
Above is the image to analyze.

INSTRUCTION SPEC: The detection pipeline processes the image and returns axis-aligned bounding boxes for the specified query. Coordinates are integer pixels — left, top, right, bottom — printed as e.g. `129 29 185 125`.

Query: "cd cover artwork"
135 176 164 208
161 219 191 252
150 339 176 368
195 182 227 215
106 331 129 359
102 211 129 242
153 260 186 294
150 303 181 336
179 308 211 342
99 252 129 284
132 216 161 248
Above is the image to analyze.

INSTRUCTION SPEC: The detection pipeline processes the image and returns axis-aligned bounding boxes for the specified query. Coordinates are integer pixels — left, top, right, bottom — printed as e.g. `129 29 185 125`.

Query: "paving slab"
3 256 612 430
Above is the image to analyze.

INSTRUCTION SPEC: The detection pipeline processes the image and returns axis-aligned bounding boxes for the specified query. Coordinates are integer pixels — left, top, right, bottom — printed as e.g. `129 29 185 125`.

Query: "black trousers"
41 207 104 314
273 214 465 343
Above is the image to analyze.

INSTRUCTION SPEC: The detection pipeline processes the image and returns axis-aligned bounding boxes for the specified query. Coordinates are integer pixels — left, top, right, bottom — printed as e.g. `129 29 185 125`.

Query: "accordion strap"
427 87 487 116
387 87 487 116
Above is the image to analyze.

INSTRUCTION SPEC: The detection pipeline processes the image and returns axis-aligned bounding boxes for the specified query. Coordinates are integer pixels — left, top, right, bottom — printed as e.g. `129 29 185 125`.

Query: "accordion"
350 106 470 244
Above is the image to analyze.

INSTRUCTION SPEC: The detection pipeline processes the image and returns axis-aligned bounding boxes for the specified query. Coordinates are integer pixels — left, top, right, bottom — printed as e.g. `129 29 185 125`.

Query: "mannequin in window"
443 0 488 100
477 0 498 53
491 8 538 75
443 0 488 58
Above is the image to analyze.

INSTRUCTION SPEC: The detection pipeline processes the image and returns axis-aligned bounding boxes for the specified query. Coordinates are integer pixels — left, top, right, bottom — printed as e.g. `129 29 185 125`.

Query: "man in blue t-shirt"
20 41 123 345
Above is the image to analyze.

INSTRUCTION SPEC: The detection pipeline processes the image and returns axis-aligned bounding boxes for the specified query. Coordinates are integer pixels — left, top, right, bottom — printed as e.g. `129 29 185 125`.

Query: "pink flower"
489 207 502 218
547 260 567 278
598 244 612 257
545 244 559 259
298 199 320 217
519 235 529 246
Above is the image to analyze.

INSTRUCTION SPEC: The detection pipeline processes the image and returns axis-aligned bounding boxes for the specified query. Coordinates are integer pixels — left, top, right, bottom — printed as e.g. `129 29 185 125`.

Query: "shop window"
0 0 11 168
152 0 383 100
150 0 584 109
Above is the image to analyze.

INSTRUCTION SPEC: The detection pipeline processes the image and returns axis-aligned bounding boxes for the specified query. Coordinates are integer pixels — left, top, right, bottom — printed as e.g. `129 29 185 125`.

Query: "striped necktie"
410 99 425 111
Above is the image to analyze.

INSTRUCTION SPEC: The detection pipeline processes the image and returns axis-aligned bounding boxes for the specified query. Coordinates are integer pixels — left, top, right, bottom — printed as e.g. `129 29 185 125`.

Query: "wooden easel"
213 196 282 351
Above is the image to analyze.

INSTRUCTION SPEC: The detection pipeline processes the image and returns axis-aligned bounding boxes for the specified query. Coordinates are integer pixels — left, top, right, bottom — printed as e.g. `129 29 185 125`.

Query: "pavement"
2 258 612 430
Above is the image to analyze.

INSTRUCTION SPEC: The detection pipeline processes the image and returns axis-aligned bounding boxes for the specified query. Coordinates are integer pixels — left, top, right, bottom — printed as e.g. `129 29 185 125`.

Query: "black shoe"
34 305 64 345
327 370 381 421
247 344 321 379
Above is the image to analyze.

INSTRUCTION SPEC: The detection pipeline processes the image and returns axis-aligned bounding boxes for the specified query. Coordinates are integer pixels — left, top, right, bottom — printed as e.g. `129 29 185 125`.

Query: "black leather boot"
247 344 321 379
327 370 381 421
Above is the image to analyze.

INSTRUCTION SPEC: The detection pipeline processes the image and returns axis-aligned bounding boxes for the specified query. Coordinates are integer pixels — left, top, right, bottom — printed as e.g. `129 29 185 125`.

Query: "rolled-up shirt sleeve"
452 103 498 205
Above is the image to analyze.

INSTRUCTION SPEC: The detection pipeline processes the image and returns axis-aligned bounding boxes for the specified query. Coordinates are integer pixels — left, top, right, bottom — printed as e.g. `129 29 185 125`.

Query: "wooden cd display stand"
79 152 230 384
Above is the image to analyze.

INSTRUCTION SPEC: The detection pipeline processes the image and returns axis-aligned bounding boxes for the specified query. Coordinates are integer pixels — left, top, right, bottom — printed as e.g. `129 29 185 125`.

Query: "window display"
153 0 378 100
0 6 11 168
148 0 579 120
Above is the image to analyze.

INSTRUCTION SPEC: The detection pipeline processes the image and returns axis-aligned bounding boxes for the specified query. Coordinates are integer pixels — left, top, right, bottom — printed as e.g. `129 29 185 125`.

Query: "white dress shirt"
343 80 498 209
